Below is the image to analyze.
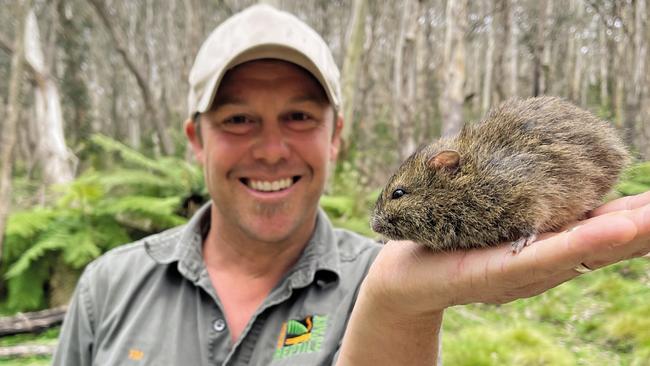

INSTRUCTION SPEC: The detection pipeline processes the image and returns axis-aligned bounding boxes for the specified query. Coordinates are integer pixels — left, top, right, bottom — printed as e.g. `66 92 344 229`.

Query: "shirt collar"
283 208 341 289
144 202 341 286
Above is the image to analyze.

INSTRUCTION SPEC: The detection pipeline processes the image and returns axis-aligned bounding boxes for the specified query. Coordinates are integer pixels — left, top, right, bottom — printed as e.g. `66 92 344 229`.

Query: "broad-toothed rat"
371 96 631 252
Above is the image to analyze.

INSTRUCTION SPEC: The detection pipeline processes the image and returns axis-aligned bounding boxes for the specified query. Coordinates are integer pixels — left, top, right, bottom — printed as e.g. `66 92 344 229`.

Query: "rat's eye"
391 189 406 199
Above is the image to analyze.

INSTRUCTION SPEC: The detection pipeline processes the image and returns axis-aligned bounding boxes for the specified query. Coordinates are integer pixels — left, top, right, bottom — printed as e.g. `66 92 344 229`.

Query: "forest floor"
0 258 648 365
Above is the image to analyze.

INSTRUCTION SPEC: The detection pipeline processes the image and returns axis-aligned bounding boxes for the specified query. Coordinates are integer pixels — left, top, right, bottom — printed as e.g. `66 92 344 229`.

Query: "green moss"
604 304 650 348
442 324 575 366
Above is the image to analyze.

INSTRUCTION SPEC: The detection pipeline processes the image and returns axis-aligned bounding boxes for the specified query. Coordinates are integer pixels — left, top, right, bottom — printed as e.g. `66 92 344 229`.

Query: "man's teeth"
249 178 293 192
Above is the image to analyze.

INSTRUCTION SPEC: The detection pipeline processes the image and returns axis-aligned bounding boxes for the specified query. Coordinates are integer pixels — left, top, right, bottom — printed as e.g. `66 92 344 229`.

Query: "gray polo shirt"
53 203 382 365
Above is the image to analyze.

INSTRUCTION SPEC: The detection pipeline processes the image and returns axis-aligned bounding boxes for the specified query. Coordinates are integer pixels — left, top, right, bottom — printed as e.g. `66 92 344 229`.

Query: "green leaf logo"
286 319 309 336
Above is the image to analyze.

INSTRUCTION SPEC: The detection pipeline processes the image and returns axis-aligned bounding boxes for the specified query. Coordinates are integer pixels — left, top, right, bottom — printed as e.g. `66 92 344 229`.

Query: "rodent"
370 96 631 252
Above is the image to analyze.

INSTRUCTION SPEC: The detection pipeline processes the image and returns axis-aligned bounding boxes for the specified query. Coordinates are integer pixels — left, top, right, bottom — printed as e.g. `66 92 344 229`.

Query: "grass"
443 258 650 365
0 328 60 348
0 357 51 366
0 328 58 365
0 260 648 365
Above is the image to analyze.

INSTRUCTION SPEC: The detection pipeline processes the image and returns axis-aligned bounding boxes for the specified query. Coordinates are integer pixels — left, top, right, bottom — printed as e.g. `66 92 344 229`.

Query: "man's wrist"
359 277 446 327
337 280 444 366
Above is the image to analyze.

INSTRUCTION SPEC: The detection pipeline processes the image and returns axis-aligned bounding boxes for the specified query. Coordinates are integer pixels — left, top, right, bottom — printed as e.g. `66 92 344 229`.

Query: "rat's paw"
511 234 538 254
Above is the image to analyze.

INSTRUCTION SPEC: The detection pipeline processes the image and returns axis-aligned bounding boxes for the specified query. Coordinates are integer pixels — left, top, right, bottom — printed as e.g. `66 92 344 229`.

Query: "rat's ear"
428 150 461 174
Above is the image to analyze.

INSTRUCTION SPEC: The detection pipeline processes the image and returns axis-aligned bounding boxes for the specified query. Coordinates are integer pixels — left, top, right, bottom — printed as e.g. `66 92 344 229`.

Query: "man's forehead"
214 59 329 102
224 60 319 82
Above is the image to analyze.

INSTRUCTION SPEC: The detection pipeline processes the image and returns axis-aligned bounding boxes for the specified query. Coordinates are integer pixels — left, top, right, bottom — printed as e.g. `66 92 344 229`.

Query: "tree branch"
86 0 151 110
0 306 68 337
0 344 56 357
0 306 67 337
86 0 175 155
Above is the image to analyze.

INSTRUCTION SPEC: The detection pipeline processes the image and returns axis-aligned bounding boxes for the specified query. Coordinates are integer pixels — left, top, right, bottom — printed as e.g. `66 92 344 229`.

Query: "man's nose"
251 123 290 164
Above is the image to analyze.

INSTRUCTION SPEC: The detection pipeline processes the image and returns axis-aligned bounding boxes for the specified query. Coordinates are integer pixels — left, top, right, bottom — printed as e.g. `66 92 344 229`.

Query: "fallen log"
0 306 67 337
0 344 56 358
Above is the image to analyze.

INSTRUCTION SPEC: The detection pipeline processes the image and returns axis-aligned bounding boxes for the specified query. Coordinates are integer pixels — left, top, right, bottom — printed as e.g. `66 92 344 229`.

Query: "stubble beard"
253 200 290 218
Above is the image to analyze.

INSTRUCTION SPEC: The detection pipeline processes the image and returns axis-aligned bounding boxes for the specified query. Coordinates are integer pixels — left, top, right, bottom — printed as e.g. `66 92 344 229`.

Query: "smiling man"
187 59 351 345
54 4 650 366
54 5 383 365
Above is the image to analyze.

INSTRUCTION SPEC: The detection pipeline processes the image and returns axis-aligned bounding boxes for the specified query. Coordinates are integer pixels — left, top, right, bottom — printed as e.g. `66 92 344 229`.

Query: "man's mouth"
240 176 301 192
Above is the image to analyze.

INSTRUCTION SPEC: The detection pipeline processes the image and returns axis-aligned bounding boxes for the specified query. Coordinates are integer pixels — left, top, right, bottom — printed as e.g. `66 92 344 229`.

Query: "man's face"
186 60 342 245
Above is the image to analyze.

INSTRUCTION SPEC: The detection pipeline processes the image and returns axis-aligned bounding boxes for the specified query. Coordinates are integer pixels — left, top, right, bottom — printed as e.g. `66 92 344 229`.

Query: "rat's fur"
371 96 631 251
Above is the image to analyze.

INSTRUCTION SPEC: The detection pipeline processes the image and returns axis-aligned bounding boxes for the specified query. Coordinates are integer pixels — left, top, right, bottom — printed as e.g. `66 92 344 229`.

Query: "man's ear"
330 115 343 161
184 118 204 165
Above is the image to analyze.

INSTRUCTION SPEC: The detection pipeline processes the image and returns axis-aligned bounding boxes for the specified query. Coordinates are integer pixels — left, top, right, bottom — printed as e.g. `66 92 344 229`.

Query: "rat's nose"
370 215 384 233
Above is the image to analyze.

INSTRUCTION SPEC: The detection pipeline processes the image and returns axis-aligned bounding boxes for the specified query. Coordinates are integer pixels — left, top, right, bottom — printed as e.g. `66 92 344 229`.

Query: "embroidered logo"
274 315 328 360
128 348 144 361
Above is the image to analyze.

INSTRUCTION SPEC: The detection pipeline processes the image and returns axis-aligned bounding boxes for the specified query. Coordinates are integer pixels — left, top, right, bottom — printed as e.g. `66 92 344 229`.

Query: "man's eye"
221 115 256 134
284 112 318 131
225 115 253 124
288 112 309 121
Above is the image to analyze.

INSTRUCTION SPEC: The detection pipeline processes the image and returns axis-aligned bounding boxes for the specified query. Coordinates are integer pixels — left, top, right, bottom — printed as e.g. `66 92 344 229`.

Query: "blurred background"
0 0 649 364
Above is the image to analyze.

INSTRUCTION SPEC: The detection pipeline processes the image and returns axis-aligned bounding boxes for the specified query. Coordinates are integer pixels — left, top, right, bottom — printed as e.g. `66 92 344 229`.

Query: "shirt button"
213 318 226 332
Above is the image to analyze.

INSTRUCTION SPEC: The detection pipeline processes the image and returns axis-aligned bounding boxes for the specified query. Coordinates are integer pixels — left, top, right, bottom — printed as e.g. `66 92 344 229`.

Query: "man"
54 4 650 365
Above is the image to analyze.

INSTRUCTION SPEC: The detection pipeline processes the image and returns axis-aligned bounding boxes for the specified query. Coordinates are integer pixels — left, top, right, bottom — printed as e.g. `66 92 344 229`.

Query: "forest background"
1 0 650 364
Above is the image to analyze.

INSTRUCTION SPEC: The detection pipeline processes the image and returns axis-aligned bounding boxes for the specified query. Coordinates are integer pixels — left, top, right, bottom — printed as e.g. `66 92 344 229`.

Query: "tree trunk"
614 45 625 128
642 4 650 159
599 20 609 108
625 0 647 150
439 0 467 137
532 0 548 96
569 1 584 103
24 10 76 186
0 306 67 337
87 0 175 156
506 0 518 98
0 0 31 264
481 0 495 115
540 0 554 95
341 0 367 152
416 3 432 140
183 0 204 83
393 0 420 160
43 0 60 77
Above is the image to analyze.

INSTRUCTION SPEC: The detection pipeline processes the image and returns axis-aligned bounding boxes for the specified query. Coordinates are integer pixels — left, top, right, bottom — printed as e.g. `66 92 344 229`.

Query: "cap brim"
196 45 338 114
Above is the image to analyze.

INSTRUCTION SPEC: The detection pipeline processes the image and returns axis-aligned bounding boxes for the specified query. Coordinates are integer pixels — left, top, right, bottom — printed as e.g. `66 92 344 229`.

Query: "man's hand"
365 191 650 314
337 191 650 365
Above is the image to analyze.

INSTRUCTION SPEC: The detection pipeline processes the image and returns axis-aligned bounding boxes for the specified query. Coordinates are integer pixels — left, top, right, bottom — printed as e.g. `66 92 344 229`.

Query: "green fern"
5 226 69 279
3 209 57 261
90 134 171 174
98 196 186 230
61 228 102 269
2 134 205 312
6 259 51 310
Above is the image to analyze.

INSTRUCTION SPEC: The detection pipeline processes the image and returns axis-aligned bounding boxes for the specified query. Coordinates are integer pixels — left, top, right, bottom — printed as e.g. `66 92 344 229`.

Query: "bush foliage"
1 135 204 311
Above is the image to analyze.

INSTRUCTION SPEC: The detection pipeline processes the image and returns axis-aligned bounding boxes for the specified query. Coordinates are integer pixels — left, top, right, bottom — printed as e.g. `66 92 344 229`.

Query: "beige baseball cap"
187 4 342 118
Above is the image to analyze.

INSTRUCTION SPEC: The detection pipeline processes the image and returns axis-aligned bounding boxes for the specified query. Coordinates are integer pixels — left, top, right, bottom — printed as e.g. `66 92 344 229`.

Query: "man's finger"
589 191 650 217
501 214 639 283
